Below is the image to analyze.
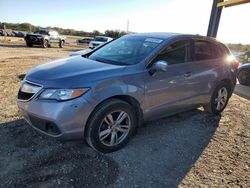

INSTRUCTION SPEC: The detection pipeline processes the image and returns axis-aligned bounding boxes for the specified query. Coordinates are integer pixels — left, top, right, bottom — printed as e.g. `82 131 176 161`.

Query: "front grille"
17 81 42 101
18 91 34 100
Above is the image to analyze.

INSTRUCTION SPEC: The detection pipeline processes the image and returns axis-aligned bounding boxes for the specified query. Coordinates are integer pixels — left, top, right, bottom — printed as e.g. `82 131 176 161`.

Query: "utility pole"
126 20 129 33
207 0 223 38
207 0 250 38
4 24 6 42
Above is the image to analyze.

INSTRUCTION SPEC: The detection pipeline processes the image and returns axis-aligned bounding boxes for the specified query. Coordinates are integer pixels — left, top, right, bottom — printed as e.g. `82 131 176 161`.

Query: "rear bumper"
17 96 94 140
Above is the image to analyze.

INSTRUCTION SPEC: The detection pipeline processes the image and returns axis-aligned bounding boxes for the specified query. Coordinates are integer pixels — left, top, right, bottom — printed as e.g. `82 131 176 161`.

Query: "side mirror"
149 60 168 75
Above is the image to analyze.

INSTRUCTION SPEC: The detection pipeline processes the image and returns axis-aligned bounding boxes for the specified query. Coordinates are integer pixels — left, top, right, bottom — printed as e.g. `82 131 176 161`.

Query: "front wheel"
85 99 137 153
59 40 64 48
238 69 250 86
42 39 49 48
26 41 33 47
203 82 231 115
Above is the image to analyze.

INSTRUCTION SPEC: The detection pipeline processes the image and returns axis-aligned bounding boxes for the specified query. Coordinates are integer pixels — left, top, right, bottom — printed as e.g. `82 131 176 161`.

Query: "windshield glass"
94 36 108 42
88 36 163 65
34 30 48 35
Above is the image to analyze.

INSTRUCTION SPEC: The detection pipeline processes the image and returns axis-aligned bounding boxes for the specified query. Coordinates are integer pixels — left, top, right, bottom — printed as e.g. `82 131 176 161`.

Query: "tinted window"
194 40 224 61
89 36 162 65
155 40 191 65
210 42 229 58
34 30 49 35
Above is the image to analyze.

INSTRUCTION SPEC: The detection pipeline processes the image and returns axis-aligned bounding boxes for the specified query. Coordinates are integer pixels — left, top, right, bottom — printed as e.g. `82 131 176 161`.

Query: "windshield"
34 30 49 35
88 36 163 65
94 36 108 42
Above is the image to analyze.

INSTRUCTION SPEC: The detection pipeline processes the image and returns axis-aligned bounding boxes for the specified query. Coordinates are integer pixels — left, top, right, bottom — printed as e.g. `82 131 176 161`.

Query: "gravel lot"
0 38 249 187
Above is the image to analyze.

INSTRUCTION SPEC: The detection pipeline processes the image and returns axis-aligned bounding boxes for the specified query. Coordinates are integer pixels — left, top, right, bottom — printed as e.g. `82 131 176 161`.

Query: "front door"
143 39 198 120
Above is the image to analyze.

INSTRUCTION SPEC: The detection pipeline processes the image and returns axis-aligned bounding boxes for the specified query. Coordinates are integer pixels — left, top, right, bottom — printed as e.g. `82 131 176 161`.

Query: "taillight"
234 59 240 69
226 55 240 69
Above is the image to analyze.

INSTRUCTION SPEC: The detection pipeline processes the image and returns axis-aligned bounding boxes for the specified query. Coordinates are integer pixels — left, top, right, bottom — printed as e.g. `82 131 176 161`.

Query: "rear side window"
155 40 191 65
194 40 214 61
194 40 227 61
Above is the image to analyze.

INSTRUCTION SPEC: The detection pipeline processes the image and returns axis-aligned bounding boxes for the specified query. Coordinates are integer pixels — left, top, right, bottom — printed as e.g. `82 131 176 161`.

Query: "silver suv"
17 33 238 152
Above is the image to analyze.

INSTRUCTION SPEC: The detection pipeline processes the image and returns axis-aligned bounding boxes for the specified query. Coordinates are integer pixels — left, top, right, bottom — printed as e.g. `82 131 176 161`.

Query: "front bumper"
25 37 43 44
17 96 94 140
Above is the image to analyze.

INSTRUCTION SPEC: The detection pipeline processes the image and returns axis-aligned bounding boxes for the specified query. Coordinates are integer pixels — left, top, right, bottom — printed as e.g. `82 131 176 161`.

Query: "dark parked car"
238 63 250 86
17 33 238 153
13 31 27 37
0 29 6 36
77 37 93 44
24 29 65 48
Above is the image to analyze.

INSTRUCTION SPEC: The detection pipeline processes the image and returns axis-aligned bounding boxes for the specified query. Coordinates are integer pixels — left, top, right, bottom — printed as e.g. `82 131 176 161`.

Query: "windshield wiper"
95 58 104 63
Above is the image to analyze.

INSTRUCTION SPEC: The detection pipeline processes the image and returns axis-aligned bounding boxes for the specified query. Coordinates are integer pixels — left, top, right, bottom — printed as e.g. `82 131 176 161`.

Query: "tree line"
0 22 128 38
227 43 250 53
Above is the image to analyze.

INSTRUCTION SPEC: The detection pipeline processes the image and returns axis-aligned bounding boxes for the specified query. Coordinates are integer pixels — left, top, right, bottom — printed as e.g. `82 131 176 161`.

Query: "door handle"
184 72 192 77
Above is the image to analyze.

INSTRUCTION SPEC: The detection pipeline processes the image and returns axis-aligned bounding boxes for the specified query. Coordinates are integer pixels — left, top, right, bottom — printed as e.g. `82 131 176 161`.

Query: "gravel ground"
0 40 249 187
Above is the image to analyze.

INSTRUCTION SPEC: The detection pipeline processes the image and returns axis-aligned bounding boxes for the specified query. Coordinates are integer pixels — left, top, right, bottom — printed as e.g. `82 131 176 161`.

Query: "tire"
26 41 33 47
59 40 64 48
85 99 137 153
42 39 49 48
203 82 231 115
238 69 250 86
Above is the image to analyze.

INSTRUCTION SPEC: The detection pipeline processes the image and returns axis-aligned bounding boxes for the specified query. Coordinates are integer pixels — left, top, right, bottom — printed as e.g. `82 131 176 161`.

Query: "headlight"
39 88 89 101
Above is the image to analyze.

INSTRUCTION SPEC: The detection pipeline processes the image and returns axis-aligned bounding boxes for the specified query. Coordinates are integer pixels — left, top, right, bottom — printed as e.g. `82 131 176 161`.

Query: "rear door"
184 39 226 104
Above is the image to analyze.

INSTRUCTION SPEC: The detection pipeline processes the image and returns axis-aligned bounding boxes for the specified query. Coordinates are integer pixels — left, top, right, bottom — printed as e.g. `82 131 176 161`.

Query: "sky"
0 0 250 44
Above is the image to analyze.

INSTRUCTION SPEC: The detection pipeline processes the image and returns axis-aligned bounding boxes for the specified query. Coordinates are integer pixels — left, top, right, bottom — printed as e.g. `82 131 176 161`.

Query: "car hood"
26 56 126 88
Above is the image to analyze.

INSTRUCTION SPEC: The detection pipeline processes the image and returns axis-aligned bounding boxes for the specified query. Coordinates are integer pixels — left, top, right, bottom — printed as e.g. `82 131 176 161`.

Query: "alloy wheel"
98 111 131 147
214 87 228 111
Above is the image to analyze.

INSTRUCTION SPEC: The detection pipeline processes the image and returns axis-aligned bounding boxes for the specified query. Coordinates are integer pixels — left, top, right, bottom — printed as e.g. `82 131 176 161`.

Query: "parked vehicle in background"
77 37 93 44
69 48 93 56
13 31 27 37
24 29 65 48
0 29 6 36
0 29 14 36
17 33 238 153
242 51 250 64
89 36 113 49
238 63 250 86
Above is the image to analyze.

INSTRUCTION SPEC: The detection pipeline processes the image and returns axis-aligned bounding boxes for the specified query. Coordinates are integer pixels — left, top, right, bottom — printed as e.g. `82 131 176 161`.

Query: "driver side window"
155 40 191 65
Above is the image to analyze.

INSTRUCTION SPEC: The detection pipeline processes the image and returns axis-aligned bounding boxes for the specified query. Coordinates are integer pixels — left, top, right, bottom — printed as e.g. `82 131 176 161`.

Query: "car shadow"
0 109 220 187
17 74 26 80
109 108 220 187
0 43 27 48
0 44 40 48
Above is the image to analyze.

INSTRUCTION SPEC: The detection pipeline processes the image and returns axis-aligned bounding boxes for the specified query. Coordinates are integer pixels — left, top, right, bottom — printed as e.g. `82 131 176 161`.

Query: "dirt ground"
0 39 249 187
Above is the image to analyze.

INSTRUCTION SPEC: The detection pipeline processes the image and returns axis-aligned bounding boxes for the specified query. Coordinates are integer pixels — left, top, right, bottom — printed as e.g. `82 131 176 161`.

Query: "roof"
128 32 220 43
128 32 183 39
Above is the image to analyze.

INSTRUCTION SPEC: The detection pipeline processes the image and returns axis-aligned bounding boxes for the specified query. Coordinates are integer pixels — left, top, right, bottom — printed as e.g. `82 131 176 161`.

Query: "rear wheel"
85 99 137 153
203 82 231 115
42 39 49 48
238 69 250 86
